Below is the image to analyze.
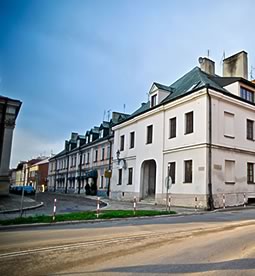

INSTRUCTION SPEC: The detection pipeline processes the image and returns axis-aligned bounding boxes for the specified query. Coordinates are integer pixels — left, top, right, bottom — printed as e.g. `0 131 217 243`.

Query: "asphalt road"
0 209 255 275
0 192 106 220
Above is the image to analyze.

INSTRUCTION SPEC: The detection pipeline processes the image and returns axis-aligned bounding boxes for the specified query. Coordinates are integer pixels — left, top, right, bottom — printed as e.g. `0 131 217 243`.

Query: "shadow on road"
97 258 255 274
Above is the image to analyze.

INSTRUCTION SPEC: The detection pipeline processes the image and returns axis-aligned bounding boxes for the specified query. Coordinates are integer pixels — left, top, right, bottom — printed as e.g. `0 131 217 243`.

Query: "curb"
0 202 44 214
0 211 206 231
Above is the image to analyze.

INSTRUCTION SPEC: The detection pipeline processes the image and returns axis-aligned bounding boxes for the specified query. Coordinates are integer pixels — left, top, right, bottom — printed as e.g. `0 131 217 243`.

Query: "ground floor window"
128 168 133 185
225 160 235 184
247 163 255 184
184 160 192 183
118 169 122 185
100 175 104 189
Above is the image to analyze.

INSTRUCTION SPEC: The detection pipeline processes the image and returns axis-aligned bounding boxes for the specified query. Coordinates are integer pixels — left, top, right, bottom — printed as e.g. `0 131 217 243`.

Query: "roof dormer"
149 82 172 107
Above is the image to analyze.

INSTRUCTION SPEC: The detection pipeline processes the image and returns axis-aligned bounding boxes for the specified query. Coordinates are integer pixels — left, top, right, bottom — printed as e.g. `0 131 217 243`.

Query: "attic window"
151 94 157 107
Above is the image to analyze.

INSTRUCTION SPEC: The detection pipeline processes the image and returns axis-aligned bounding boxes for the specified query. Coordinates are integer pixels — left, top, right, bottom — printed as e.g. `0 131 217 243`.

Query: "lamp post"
116 149 120 164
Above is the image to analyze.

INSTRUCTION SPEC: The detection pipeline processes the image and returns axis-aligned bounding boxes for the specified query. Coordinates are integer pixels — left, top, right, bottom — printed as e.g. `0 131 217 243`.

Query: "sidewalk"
0 194 43 214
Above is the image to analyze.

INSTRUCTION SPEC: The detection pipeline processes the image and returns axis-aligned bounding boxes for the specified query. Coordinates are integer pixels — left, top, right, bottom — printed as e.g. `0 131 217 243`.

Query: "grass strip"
0 210 176 225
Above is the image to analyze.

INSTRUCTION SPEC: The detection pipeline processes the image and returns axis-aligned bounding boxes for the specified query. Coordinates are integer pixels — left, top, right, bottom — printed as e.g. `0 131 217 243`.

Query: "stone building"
48 112 128 196
111 51 255 209
0 95 21 195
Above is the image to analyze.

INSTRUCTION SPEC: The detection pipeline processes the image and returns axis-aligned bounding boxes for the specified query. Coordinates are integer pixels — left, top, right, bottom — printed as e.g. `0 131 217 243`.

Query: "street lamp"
116 149 120 164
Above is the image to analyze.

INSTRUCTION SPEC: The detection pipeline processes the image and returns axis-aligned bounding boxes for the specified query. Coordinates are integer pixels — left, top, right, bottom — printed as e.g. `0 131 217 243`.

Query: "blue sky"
0 0 254 167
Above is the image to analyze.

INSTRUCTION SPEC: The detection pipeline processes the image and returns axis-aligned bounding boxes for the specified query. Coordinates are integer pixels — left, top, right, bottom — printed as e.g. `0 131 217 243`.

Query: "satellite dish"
198 57 203 64
118 159 126 170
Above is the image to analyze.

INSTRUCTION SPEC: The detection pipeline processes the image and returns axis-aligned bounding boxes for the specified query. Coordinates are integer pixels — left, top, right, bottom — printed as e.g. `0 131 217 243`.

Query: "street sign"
165 176 173 191
104 170 112 178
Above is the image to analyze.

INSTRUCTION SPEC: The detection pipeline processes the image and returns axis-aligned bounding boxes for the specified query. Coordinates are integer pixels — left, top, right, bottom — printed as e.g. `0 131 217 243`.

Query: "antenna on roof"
207 49 210 58
107 109 111 121
250 66 255 80
123 104 126 113
146 92 149 101
220 50 226 74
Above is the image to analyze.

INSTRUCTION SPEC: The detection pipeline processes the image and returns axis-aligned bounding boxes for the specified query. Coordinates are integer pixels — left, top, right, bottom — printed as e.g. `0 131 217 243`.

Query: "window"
241 87 254 103
100 175 104 188
151 94 157 107
225 160 235 184
247 119 254 140
86 152 90 164
94 150 98 162
120 135 125 151
184 160 192 183
224 112 235 138
185 112 193 134
168 162 176 184
147 125 153 144
101 148 105 160
247 163 254 184
107 145 111 159
130 132 135 148
128 168 133 185
74 156 76 167
118 169 122 185
169 117 176 138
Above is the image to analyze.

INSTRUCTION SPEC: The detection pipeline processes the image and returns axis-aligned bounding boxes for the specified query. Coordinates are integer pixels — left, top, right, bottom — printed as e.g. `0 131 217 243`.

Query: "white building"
111 51 255 209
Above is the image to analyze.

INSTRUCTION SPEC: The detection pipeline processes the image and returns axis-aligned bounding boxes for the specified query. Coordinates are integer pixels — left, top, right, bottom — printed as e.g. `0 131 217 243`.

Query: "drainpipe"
54 159 57 192
206 85 214 210
107 138 112 197
65 153 69 194
0 100 7 167
78 150 82 194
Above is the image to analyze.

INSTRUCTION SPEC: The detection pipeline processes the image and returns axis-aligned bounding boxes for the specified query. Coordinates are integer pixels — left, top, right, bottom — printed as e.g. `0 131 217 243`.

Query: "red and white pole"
243 193 246 208
96 197 100 218
195 197 198 211
168 195 171 212
53 198 57 221
223 194 226 209
133 196 137 215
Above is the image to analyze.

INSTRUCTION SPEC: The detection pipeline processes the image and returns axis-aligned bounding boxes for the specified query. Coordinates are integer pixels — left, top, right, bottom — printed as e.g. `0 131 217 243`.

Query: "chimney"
223 51 248 79
198 57 215 75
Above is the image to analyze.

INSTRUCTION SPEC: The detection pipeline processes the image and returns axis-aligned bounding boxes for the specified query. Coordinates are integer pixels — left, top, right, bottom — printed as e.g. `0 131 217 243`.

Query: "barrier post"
195 197 198 211
168 195 171 212
133 196 137 215
243 193 246 208
52 198 57 221
96 197 100 218
223 194 226 209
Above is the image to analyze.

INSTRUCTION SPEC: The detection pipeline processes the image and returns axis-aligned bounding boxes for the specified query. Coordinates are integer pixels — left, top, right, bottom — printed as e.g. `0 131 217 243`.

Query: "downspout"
206 85 214 210
107 138 112 197
54 159 57 192
78 149 82 194
65 153 69 194
0 100 7 167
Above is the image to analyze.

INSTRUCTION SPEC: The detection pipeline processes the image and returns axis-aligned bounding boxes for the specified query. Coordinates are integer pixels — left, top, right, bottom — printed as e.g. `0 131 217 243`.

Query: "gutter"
206 85 214 210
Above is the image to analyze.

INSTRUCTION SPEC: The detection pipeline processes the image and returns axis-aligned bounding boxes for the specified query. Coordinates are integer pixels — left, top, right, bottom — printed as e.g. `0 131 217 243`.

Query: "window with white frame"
120 135 125 151
128 168 133 185
247 119 254 140
185 112 193 134
100 175 104 188
224 112 235 138
184 160 192 183
168 162 176 184
247 163 255 184
225 160 235 184
169 117 176 138
151 94 157 107
101 148 105 160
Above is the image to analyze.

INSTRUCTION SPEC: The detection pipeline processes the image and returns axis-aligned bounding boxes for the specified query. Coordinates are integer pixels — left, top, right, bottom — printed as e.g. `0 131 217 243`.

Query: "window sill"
184 132 193 135
247 138 255 141
247 182 255 185
224 135 235 139
127 183 132 185
183 181 192 184
117 183 122 186
146 142 152 145
225 181 235 185
169 136 176 139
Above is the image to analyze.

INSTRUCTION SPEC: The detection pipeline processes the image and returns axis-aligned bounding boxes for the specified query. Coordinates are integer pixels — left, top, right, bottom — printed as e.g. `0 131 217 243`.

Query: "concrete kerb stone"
0 211 207 231
0 202 44 214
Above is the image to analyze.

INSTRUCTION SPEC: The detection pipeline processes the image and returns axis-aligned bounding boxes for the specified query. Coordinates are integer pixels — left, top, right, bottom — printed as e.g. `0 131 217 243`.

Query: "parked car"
9 185 35 195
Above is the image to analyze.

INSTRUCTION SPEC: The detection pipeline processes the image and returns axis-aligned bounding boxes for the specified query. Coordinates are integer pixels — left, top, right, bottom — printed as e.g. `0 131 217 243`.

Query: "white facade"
111 52 255 209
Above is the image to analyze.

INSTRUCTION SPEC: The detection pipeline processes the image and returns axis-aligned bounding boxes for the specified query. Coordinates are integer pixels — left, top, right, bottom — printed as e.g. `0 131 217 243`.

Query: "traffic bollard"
223 194 226 209
244 193 246 208
133 196 137 215
168 195 171 212
96 197 100 218
195 197 198 211
52 198 57 221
